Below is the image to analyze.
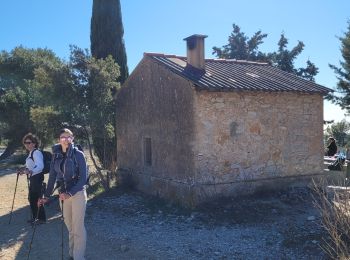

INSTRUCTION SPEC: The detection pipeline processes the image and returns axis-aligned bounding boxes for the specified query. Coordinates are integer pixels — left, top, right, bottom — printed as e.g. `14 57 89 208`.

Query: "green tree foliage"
0 85 31 158
90 0 127 171
91 0 128 84
0 47 61 159
328 20 350 110
33 46 91 128
88 55 120 170
269 33 318 81
212 24 268 62
212 23 319 81
324 120 350 147
0 45 120 172
33 46 121 170
30 106 62 148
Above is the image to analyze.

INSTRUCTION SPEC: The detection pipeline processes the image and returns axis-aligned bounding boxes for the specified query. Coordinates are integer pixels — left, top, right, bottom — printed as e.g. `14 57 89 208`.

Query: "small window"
144 137 152 166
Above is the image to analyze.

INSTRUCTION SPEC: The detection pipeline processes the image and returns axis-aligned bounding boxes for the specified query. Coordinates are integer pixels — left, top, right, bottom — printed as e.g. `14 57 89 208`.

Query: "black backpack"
72 144 90 186
30 149 52 174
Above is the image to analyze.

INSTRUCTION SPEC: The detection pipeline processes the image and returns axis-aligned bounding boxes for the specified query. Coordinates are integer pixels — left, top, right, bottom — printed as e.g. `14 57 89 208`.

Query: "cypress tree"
90 0 128 171
91 0 128 84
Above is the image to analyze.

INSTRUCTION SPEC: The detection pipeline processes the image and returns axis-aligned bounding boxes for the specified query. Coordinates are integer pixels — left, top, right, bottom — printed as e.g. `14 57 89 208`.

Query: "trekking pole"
61 199 64 260
27 182 46 260
27 174 32 221
9 172 20 224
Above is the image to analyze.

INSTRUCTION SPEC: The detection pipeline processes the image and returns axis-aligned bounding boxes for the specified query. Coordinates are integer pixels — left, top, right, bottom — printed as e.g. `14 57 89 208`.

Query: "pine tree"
212 24 268 62
328 20 350 111
91 0 128 84
213 23 318 81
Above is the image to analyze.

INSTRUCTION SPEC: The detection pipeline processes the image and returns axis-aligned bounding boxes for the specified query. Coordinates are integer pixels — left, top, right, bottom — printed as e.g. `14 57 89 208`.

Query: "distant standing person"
19 133 46 224
38 128 87 260
326 137 337 156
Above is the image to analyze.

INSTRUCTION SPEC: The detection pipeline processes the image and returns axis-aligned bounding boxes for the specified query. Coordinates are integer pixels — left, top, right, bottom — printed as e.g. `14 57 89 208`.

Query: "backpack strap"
72 148 79 179
29 148 38 161
71 146 89 184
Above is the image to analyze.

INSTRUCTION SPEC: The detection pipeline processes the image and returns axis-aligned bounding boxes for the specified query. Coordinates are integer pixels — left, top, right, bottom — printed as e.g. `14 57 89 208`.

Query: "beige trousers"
61 190 87 260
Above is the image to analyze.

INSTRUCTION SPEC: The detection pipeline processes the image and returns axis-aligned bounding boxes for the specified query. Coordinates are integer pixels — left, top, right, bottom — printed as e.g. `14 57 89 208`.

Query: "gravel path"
1 167 328 259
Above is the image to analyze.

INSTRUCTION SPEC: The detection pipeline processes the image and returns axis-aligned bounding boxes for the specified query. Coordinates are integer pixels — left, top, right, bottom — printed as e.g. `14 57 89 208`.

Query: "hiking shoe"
27 219 35 225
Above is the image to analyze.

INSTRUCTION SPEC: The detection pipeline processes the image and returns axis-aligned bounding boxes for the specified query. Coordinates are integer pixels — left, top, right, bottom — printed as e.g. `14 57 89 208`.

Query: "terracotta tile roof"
145 53 332 94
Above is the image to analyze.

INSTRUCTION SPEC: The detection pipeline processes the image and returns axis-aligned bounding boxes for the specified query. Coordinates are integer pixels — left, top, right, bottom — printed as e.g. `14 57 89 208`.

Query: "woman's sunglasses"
23 141 32 145
60 136 73 141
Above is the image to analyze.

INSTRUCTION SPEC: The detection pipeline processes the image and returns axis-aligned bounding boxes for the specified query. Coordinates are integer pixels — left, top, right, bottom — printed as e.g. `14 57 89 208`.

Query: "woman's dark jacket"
327 141 337 156
45 143 87 197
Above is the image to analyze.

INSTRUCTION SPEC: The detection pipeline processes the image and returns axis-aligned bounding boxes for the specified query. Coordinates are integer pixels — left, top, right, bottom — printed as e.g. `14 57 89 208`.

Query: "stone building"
116 34 332 206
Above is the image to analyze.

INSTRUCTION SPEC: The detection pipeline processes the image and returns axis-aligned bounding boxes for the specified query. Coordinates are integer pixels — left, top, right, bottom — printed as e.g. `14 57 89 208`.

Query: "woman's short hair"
59 128 74 137
22 133 40 149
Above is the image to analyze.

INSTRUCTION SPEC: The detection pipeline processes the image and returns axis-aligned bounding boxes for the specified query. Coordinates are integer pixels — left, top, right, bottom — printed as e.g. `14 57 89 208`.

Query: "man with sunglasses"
19 133 46 224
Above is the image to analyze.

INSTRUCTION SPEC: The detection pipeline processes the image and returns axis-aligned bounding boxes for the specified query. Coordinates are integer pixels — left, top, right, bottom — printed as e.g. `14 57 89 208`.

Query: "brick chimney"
183 34 207 70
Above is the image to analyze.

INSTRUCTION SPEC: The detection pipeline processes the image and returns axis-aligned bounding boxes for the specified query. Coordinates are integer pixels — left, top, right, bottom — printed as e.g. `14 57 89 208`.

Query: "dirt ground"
0 160 330 260
0 166 155 260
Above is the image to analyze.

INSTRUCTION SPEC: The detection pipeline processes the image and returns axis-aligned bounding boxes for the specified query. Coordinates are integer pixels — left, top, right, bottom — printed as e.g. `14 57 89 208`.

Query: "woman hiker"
39 128 88 260
19 133 46 224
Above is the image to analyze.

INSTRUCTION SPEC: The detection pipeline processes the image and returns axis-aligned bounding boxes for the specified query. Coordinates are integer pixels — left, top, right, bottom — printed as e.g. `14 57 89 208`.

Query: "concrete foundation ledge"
117 167 345 207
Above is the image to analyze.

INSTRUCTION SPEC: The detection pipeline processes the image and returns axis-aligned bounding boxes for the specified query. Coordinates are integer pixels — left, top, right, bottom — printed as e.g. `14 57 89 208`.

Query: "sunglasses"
60 136 73 141
24 141 32 145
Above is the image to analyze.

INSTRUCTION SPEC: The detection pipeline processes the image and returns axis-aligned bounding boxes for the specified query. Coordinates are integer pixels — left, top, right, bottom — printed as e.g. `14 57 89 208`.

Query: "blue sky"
1 0 349 122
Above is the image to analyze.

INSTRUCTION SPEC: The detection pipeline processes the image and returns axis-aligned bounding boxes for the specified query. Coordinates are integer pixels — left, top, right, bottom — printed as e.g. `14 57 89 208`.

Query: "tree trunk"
82 127 110 190
91 134 117 172
0 140 20 161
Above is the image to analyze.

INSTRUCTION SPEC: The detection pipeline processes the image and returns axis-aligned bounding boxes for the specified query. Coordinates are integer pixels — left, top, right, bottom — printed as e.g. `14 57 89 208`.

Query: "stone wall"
116 57 196 203
116 57 326 206
192 91 324 201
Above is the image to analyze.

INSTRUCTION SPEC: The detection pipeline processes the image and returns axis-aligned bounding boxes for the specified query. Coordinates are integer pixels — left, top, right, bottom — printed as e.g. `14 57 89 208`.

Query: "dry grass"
84 150 119 197
313 179 350 259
